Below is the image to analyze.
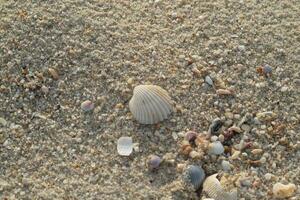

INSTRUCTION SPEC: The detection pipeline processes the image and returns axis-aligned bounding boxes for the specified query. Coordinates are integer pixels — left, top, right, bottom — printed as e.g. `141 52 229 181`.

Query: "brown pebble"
48 68 59 80
216 89 234 95
251 149 263 155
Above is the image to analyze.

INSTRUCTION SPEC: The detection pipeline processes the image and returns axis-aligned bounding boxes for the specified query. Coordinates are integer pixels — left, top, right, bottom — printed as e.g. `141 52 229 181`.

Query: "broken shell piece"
205 75 214 86
129 85 174 124
216 89 234 95
228 126 242 133
117 137 133 156
273 182 296 199
183 165 205 190
203 174 237 200
208 141 224 155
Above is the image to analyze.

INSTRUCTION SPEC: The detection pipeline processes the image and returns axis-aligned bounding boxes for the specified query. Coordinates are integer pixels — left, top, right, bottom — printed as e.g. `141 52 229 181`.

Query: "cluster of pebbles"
121 84 298 199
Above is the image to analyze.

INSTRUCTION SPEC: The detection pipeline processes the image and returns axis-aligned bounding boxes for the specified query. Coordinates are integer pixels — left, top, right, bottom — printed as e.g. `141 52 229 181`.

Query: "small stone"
208 118 223 136
273 182 296 199
41 85 49 94
225 112 234 119
0 117 7 126
251 149 263 155
231 150 241 160
176 163 186 173
218 134 225 142
189 150 202 159
127 78 134 85
185 131 198 143
48 68 59 80
241 124 251 132
81 100 94 112
211 135 218 142
264 173 273 181
216 89 234 95
280 86 289 92
147 155 162 170
221 160 231 171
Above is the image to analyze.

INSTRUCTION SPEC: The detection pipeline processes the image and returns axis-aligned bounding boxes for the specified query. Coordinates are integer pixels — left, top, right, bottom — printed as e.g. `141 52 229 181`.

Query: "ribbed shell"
129 85 173 124
203 174 237 200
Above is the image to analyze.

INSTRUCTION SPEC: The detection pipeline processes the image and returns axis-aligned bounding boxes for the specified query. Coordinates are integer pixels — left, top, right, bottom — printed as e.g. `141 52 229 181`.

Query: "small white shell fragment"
117 137 133 156
203 174 237 200
129 85 174 124
205 75 214 86
208 141 224 155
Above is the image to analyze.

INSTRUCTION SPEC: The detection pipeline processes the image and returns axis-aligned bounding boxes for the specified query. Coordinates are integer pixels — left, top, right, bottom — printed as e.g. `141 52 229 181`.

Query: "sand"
0 0 299 199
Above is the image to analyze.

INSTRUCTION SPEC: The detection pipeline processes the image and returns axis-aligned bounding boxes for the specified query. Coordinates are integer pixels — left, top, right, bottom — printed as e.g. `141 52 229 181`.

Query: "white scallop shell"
203 174 237 200
129 85 173 124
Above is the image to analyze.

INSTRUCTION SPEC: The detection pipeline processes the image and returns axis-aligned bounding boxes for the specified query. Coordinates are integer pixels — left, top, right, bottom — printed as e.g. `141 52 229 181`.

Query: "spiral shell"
203 174 237 200
129 85 173 124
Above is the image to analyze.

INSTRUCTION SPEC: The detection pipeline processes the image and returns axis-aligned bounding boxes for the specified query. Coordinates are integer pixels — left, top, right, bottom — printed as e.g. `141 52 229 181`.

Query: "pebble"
280 86 289 92
185 131 198 143
210 135 218 142
41 85 49 94
0 117 7 126
205 75 214 86
241 124 251 132
208 118 223 136
251 149 263 155
147 155 162 170
272 182 297 199
264 173 273 181
81 100 94 112
216 89 234 95
231 150 241 160
225 112 234 119
189 150 202 159
48 68 59 80
221 160 231 171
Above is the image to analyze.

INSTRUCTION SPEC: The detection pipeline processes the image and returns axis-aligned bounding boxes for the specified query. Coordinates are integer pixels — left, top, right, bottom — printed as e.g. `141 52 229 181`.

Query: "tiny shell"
117 137 133 156
208 141 224 155
183 165 205 190
129 85 173 124
147 155 162 170
203 174 237 200
81 100 94 112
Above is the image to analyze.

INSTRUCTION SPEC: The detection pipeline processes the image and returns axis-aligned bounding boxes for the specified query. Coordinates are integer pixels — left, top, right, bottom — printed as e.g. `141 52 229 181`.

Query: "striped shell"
129 85 173 124
203 174 237 200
